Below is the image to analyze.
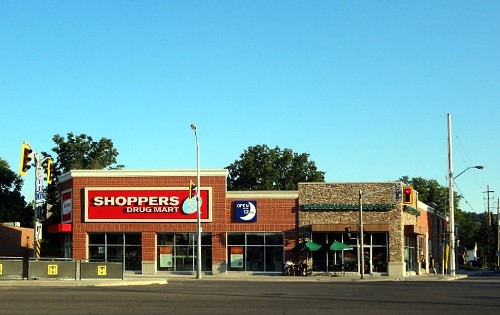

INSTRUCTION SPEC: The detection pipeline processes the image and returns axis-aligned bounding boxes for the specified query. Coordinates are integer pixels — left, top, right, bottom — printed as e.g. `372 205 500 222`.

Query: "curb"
0 273 470 286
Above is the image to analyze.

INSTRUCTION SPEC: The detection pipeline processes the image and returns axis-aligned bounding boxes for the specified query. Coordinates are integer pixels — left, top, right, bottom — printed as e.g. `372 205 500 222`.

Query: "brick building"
49 170 297 275
48 170 446 277
0 223 33 258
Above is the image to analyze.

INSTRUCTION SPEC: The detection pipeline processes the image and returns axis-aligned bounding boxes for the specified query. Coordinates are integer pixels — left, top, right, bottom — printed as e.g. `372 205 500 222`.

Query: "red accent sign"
85 188 211 222
61 189 72 224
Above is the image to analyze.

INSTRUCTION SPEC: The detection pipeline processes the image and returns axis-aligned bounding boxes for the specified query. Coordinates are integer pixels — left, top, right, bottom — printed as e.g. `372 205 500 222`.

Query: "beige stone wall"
298 182 407 264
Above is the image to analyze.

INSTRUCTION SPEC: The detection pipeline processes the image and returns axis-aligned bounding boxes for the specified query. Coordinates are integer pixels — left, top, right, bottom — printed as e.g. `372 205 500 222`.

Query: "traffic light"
403 186 413 204
19 143 33 176
189 180 197 198
45 158 54 184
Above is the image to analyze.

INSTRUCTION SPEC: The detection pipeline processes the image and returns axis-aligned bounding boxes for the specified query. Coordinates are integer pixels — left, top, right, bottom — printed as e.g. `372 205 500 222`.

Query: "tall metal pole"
497 198 499 268
447 113 456 277
191 124 202 279
359 189 365 279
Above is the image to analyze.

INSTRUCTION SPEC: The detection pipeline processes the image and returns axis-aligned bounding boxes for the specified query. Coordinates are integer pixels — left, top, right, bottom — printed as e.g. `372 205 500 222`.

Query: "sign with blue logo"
235 201 257 222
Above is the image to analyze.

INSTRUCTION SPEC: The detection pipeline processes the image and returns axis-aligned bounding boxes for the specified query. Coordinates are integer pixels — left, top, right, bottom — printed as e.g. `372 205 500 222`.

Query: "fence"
0 257 123 280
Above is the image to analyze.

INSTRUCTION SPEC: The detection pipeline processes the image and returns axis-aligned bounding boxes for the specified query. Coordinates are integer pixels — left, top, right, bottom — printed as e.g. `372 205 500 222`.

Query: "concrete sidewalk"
0 270 474 287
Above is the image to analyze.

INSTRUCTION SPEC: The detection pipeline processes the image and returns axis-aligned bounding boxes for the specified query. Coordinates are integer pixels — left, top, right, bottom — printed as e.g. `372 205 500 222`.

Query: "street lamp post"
191 124 202 280
359 190 365 280
447 113 484 277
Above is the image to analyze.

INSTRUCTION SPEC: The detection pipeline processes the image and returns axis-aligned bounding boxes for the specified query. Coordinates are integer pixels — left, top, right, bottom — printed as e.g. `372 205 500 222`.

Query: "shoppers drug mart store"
49 170 298 275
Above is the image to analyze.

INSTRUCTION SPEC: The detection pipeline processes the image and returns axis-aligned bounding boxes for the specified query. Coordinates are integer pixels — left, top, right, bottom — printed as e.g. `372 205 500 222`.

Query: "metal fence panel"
80 262 123 279
28 260 77 280
0 259 24 280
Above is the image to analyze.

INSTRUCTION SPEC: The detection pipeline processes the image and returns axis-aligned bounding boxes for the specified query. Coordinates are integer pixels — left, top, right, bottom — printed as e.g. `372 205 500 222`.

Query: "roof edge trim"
58 169 228 184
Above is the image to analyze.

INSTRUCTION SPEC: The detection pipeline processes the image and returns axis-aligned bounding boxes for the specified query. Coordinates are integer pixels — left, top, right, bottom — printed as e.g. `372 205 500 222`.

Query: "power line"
454 181 478 213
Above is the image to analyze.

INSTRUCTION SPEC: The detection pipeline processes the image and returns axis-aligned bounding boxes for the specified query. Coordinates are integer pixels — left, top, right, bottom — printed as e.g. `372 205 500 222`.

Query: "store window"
311 232 388 274
157 233 212 272
227 232 284 272
88 233 141 271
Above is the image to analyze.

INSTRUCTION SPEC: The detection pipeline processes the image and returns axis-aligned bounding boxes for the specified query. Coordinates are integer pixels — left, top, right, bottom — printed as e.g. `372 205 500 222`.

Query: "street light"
448 165 483 276
191 123 202 280
454 166 484 180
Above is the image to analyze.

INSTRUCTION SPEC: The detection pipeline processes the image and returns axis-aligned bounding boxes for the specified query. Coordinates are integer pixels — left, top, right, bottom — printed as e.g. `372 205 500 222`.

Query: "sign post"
19 142 52 260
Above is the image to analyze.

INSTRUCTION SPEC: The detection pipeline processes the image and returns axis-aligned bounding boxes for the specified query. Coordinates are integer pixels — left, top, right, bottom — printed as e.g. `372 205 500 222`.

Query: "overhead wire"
453 133 487 214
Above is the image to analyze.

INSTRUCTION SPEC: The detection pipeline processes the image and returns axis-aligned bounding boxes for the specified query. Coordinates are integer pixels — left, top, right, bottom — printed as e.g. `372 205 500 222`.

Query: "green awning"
293 241 322 252
329 240 353 251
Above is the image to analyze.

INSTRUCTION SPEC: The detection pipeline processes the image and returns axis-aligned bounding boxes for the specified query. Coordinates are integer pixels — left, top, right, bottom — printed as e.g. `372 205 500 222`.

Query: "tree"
0 158 32 226
40 133 124 224
50 132 123 173
226 145 325 190
455 209 480 240
400 176 480 248
400 176 450 213
40 132 124 256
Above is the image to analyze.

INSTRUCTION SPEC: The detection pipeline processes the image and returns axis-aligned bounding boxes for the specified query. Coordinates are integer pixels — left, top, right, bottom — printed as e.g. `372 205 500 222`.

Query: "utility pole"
447 113 456 276
483 185 494 269
485 185 494 227
497 198 499 268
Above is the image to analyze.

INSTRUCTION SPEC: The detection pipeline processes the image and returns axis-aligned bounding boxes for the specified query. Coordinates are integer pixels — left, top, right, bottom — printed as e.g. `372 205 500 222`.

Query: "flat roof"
58 169 228 184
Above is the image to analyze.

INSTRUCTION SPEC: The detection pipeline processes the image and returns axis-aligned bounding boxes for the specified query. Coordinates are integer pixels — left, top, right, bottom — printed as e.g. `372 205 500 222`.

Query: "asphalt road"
1 276 499 315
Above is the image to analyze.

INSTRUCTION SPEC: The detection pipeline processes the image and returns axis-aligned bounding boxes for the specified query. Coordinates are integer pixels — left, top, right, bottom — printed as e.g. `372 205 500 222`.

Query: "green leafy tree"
40 132 124 256
0 158 32 226
455 209 480 240
400 176 451 213
226 145 325 190
400 176 481 252
50 132 123 173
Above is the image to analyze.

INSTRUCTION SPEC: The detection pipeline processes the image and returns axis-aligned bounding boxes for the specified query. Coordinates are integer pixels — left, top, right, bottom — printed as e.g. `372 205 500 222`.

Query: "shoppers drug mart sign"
84 187 212 222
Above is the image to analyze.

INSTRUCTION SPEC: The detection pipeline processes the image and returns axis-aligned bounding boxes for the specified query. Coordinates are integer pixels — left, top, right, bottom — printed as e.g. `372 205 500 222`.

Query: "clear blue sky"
2 1 499 214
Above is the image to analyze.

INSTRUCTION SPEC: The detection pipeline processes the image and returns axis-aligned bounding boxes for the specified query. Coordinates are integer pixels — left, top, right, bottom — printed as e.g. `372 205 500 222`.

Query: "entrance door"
361 246 372 275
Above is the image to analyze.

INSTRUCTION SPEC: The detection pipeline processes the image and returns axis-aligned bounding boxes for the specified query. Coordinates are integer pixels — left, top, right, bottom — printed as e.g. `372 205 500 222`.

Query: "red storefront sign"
84 187 212 222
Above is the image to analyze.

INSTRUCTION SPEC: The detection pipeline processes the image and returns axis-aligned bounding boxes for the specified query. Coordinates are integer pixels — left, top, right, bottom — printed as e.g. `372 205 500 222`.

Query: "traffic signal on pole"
45 158 54 184
403 186 413 204
19 143 33 176
189 180 197 198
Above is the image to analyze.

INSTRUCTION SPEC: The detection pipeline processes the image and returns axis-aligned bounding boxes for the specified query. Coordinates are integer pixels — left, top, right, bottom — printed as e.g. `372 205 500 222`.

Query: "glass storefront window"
227 233 245 245
106 233 124 245
247 233 264 245
227 232 284 272
88 233 142 271
157 232 212 272
311 232 388 274
265 234 283 245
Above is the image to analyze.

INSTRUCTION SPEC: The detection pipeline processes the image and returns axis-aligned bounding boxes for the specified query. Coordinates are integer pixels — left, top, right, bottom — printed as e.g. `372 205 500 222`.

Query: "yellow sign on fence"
97 265 107 276
0 263 2 275
48 264 58 275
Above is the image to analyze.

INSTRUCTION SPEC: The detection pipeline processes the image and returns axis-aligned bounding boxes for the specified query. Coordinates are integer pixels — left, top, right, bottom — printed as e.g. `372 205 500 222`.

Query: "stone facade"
298 182 444 277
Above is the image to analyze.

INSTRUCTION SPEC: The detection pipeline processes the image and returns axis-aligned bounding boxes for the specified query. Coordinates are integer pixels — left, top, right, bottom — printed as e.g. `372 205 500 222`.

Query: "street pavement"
0 269 485 287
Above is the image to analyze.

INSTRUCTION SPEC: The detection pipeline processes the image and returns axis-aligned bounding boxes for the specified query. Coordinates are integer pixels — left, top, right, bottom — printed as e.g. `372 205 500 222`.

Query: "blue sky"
1 1 499 214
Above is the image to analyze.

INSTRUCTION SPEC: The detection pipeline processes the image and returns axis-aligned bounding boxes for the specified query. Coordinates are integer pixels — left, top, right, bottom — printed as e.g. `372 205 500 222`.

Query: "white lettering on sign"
125 207 179 213
93 196 179 207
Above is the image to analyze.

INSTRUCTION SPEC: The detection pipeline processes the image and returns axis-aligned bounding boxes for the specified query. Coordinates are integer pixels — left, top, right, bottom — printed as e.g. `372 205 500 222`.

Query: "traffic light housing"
189 180 197 198
19 143 33 176
403 186 413 204
45 158 54 184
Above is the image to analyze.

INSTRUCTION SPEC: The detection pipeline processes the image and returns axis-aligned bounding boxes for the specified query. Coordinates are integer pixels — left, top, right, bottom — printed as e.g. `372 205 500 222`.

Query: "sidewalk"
0 270 474 287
